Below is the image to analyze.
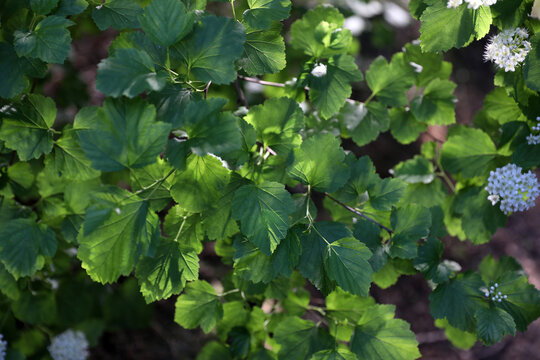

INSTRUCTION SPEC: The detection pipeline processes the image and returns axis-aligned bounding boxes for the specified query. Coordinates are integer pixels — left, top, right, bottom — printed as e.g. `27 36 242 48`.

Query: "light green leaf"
197 341 232 360
288 133 350 192
274 316 334 360
164 206 205 253
483 87 524 125
0 94 56 161
54 0 89 16
351 304 420 360
77 191 160 283
441 126 498 178
311 349 358 360
173 15 245 84
392 156 435 184
324 237 372 296
419 0 491 52
91 0 142 30
244 96 304 155
434 319 477 350
410 78 456 125
14 16 74 64
389 107 427 145
365 53 415 107
96 48 168 97
429 272 484 332
174 280 223 333
47 128 101 180
290 5 351 58
130 158 174 211
136 238 199 303
30 0 59 14
308 55 363 119
243 0 290 30
0 218 57 279
138 0 194 47
77 98 171 171
342 101 389 146
231 181 294 255
475 306 515 345
240 22 286 76
0 42 29 99
171 154 230 213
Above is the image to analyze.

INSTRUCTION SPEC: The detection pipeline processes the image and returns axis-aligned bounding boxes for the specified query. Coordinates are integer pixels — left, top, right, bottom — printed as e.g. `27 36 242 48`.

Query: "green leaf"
77 98 171 171
96 48 168 97
524 33 540 91
77 191 160 283
454 186 506 244
491 0 534 30
244 96 304 155
311 349 358 360
403 42 452 86
164 206 205 253
483 87 524 125
91 0 142 30
274 316 334 360
351 304 420 360
290 5 351 58
231 181 294 255
414 237 455 284
174 280 223 333
0 262 20 300
14 16 74 64
138 0 194 47
441 126 498 178
171 154 229 213
0 42 29 99
419 1 491 52
475 306 515 345
298 222 351 293
342 101 389 147
392 156 435 184
368 178 407 211
130 158 174 211
288 133 350 192
240 22 286 76
389 107 427 145
30 0 59 15
324 237 373 296
410 79 456 125
47 128 101 180
0 94 56 161
243 0 291 30
334 155 379 203
434 319 477 350
389 204 431 259
0 218 56 279
429 272 484 332
365 53 415 106
173 15 245 84
54 0 89 16
136 238 199 303
308 55 363 119
233 237 274 283
197 341 232 360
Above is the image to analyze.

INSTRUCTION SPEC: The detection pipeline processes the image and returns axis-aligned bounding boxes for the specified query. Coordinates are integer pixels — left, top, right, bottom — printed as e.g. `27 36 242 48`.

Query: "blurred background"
20 0 540 358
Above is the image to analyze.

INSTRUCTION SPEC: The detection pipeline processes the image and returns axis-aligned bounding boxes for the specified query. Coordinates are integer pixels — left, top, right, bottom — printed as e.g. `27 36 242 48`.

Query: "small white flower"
409 62 423 73
0 334 7 360
311 63 327 78
447 0 463 7
485 163 540 214
48 330 89 360
484 28 531 72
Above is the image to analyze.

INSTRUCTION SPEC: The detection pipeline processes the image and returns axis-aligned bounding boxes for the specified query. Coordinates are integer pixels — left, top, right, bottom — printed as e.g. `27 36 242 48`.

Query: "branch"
238 75 356 104
325 193 393 235
203 81 212 99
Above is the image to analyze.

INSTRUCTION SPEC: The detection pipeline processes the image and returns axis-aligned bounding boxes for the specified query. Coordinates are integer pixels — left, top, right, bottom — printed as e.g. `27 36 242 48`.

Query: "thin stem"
307 305 327 316
363 93 375 106
230 0 237 20
220 288 241 297
234 79 249 108
143 169 176 200
325 193 393 235
424 130 445 144
204 81 212 99
434 150 456 193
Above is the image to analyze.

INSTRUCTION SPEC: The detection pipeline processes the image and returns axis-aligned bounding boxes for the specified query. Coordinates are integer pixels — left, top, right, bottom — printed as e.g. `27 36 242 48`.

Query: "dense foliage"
1 0 540 358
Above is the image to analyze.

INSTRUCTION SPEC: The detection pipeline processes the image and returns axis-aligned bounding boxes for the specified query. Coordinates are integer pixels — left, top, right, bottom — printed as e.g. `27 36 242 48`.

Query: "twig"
238 75 357 104
203 81 212 99
424 130 445 143
234 79 249 108
325 193 393 235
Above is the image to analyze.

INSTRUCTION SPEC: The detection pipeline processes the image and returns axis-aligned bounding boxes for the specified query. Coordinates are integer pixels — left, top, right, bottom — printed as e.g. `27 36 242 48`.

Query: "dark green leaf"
54 0 88 16
240 22 286 76
339 101 389 147
274 316 334 360
0 42 29 99
175 280 223 333
365 53 415 106
243 0 291 30
138 0 194 47
475 306 515 345
389 107 427 145
30 0 59 15
410 78 456 125
91 0 142 30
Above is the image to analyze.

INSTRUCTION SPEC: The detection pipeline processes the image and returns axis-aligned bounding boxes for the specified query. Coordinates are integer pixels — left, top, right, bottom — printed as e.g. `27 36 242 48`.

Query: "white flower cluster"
48 330 89 360
0 334 7 360
485 163 540 215
483 283 508 302
526 116 540 145
447 0 496 10
311 63 327 78
484 28 531 72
